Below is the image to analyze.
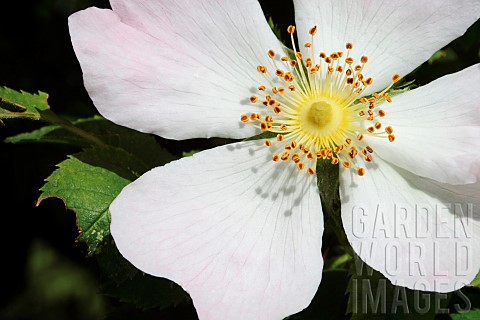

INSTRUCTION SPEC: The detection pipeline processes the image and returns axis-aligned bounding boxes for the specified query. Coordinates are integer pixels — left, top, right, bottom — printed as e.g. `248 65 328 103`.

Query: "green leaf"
267 16 283 42
0 86 50 122
182 150 200 157
451 309 480 320
6 116 176 168
469 271 480 288
38 146 148 255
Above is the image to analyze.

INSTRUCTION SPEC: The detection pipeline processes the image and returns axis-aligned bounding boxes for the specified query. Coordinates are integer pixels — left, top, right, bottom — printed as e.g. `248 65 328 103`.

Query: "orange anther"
357 168 365 176
240 114 249 122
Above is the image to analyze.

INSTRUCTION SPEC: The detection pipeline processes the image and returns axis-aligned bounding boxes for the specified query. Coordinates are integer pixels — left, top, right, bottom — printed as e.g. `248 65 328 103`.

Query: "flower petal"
69 3 283 140
110 140 324 319
340 157 480 293
365 64 480 185
293 0 480 93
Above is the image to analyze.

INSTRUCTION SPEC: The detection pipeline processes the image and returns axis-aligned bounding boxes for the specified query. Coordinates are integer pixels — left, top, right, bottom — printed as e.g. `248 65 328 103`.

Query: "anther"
307 167 315 176
250 95 258 103
365 77 373 85
281 56 289 61
284 72 294 81
357 133 364 141
257 66 267 73
374 122 382 130
319 52 327 59
267 49 276 59
345 57 354 64
385 126 393 134
258 85 266 91
388 134 395 142
357 168 365 176
272 154 280 162
265 140 272 147
240 114 249 122
365 154 373 162
343 161 351 168
276 69 285 77
296 52 303 60
392 74 401 83
287 25 295 34
378 110 386 117
273 106 282 114
331 158 339 165
346 138 352 145
260 122 268 130
265 115 273 122
304 43 312 48
280 124 288 131
366 146 373 153
276 134 284 142
309 26 317 36
281 152 290 161
361 56 368 63
297 163 305 170
346 42 353 50
367 126 375 133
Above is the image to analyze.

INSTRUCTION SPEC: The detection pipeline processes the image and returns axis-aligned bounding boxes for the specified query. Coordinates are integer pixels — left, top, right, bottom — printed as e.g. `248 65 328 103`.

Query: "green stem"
40 110 106 147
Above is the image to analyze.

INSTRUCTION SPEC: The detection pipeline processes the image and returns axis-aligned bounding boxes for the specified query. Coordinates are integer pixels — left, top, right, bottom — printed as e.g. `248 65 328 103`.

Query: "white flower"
69 0 480 319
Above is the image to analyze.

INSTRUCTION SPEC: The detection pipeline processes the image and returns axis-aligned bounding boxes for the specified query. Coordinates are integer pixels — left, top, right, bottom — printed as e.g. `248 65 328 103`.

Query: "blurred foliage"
0 0 479 319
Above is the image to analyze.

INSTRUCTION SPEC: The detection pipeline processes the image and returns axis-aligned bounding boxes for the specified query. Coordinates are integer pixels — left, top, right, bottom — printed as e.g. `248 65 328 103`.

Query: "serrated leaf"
38 146 149 255
6 116 176 169
0 86 50 121
451 309 480 320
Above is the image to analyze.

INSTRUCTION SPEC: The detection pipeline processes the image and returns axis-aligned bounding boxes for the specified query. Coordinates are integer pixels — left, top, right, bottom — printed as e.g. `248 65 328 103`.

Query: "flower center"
302 100 342 135
240 25 400 176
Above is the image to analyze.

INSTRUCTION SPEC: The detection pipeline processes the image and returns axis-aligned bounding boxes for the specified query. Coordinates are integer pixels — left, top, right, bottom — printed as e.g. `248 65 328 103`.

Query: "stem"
40 110 106 147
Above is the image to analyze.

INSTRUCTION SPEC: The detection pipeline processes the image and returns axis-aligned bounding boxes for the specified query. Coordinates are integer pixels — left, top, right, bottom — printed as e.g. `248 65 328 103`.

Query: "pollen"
240 25 399 176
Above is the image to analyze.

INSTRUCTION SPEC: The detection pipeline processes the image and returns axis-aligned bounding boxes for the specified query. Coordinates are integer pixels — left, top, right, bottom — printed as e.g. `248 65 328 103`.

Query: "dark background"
0 0 479 319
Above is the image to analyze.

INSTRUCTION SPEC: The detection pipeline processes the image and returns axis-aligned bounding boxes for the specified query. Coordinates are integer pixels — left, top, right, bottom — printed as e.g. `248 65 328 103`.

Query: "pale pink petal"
293 0 480 93
110 140 324 320
69 3 283 140
364 64 480 185
340 156 480 293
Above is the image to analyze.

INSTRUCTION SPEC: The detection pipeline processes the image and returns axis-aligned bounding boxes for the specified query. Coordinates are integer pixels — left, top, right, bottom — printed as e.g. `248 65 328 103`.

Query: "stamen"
241 25 399 176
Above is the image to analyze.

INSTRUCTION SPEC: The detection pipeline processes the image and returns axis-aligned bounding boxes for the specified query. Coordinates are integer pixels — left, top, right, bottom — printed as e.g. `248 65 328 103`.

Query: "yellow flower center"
240 25 400 177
